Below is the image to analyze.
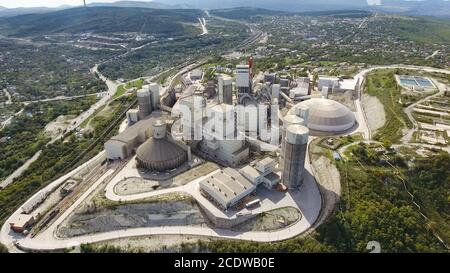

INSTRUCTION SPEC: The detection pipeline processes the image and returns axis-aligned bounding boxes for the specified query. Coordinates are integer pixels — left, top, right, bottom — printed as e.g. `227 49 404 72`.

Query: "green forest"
0 97 98 181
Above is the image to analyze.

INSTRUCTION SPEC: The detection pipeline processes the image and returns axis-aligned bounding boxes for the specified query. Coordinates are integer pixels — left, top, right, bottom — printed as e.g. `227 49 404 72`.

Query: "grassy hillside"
389 17 450 45
0 7 203 37
210 8 372 20
210 7 291 20
365 69 412 143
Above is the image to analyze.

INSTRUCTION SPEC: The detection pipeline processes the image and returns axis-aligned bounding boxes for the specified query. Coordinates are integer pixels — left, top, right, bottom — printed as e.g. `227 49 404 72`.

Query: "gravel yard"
232 207 301 232
57 198 209 238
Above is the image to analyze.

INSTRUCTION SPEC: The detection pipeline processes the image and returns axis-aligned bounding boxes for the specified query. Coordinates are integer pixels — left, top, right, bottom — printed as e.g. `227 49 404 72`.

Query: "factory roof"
109 111 167 143
240 165 261 182
318 76 340 81
258 157 275 167
264 172 281 183
9 213 34 228
199 168 255 204
190 69 203 78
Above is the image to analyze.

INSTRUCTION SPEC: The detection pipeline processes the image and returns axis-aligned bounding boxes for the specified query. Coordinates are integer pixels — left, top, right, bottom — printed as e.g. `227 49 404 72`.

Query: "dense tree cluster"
0 97 97 180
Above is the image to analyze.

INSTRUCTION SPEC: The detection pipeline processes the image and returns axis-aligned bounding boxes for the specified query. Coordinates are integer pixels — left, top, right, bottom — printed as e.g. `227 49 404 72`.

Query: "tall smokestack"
248 56 254 78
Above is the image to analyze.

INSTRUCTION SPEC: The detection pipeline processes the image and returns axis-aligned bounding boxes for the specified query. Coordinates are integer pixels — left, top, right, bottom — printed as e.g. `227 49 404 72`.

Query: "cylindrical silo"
137 89 152 119
152 119 166 139
282 124 309 189
218 75 233 105
280 115 305 171
149 83 160 110
294 104 310 124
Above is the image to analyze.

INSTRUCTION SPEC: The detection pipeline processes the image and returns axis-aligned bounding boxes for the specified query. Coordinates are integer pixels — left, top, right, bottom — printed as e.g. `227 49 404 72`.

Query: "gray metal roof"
136 137 186 165
199 168 255 204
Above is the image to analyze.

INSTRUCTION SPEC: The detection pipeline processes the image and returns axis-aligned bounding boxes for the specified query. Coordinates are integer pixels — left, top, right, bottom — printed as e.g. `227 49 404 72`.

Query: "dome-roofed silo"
136 120 187 172
291 98 355 133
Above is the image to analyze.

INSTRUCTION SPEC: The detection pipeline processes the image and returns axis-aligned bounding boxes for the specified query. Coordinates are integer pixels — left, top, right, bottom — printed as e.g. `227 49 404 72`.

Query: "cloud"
367 0 382 6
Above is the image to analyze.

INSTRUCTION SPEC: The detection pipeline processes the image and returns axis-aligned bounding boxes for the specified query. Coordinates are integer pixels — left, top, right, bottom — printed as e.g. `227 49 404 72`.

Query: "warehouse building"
9 214 35 234
199 168 256 210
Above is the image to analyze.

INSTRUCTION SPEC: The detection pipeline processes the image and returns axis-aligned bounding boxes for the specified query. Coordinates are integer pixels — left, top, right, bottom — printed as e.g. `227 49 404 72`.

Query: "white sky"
0 0 152 8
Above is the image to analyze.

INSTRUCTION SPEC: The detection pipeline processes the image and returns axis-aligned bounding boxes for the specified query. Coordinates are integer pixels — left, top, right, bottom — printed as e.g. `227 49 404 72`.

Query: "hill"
88 1 180 9
210 7 372 20
210 7 292 20
0 7 203 37
0 6 67 18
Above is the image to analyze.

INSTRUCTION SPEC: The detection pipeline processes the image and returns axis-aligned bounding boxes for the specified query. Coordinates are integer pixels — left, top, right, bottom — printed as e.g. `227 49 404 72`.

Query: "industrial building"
178 95 205 141
104 112 168 160
290 77 311 99
236 64 251 95
199 168 256 210
318 76 340 94
264 73 276 85
136 120 188 172
280 77 290 88
126 109 139 125
204 81 217 99
149 83 161 110
9 213 35 234
290 98 355 133
218 75 233 104
240 157 280 190
137 83 160 120
137 89 152 120
200 138 249 166
201 105 249 166
282 124 309 189
190 69 203 81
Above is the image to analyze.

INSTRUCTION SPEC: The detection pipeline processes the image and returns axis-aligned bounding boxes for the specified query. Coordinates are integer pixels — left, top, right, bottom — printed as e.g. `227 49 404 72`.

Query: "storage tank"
294 104 310 124
137 89 152 119
152 119 166 139
136 120 187 172
126 109 139 125
149 83 160 110
280 115 305 171
271 84 280 100
282 124 309 189
218 75 233 105
293 98 355 133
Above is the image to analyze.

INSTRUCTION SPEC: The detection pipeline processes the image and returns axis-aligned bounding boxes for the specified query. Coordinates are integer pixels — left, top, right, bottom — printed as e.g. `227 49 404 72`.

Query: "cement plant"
0 1 449 254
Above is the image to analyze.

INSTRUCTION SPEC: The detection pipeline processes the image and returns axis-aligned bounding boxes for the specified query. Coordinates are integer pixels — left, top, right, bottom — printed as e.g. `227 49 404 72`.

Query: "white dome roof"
292 98 355 133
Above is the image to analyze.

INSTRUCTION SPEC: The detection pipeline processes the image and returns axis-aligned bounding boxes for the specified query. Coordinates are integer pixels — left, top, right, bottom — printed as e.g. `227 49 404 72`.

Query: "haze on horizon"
0 0 392 9
0 0 131 8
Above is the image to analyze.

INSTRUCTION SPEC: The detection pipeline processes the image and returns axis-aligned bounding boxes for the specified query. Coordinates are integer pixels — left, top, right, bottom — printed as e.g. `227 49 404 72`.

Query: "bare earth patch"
362 94 386 132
